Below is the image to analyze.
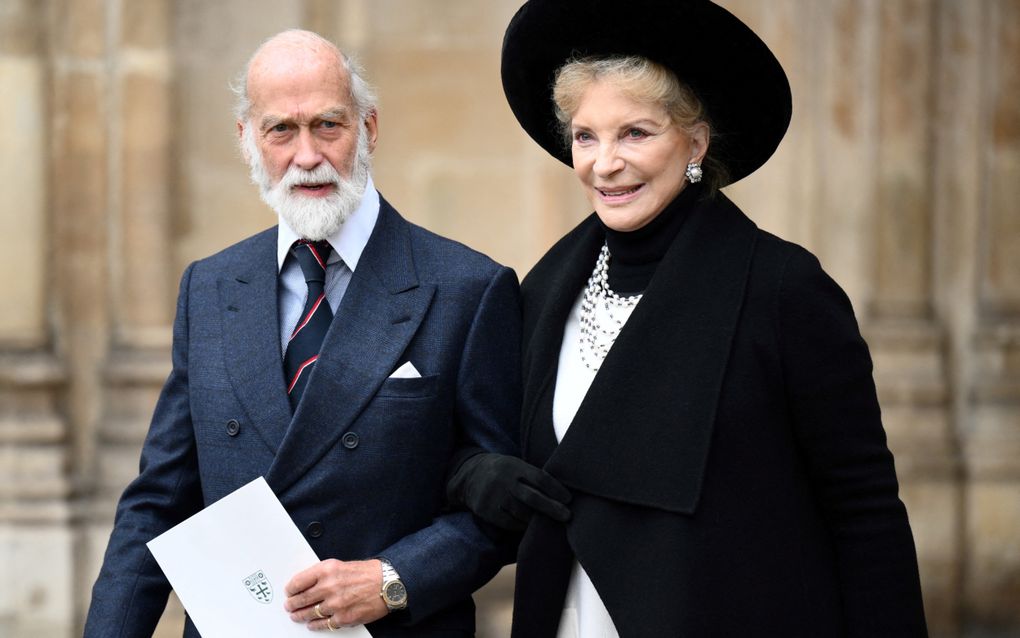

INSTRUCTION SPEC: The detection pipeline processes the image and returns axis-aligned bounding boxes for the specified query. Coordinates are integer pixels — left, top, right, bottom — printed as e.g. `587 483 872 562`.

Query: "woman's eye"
626 128 648 139
574 131 593 143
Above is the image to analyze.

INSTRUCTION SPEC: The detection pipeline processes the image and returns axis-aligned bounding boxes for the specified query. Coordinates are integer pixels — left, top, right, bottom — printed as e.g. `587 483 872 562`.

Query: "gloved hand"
446 453 572 531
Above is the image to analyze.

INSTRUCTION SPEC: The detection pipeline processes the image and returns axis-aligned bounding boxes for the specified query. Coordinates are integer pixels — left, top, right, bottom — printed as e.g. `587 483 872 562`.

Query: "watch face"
384 581 407 604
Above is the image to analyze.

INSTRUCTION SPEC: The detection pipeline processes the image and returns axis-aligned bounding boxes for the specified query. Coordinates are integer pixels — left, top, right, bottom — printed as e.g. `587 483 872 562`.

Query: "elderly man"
84 29 520 636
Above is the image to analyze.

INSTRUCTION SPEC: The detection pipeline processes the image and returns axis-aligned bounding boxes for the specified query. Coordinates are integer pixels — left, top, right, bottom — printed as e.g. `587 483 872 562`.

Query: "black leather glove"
446 452 572 531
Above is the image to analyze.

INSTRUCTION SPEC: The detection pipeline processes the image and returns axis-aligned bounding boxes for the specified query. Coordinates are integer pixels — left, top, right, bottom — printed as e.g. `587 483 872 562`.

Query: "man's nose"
293 128 323 170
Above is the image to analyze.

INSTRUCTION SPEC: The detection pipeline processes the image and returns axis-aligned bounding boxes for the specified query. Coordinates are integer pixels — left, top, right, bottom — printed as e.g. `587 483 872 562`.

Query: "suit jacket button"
342 432 360 449
306 522 324 539
226 419 241 436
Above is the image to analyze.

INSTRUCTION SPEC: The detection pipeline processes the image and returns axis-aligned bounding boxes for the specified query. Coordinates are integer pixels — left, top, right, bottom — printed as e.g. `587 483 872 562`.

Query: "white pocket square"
389 361 422 379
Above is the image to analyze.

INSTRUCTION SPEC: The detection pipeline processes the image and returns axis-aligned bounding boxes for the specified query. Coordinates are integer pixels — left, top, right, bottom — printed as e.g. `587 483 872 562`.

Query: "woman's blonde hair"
552 55 728 194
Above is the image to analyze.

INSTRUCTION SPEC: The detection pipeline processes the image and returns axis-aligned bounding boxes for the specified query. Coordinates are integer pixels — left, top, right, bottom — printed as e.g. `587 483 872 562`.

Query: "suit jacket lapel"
266 199 435 495
530 195 758 514
217 228 293 453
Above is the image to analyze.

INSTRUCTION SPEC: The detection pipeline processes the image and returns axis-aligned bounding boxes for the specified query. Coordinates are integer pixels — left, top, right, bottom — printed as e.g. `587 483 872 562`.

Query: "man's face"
246 53 375 190
239 48 378 239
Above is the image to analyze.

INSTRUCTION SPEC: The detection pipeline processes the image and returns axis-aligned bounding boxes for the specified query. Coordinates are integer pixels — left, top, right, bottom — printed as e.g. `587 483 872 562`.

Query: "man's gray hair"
229 29 378 123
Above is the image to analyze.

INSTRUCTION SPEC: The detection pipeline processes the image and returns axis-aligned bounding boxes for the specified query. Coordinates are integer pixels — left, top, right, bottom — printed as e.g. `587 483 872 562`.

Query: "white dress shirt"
276 175 379 354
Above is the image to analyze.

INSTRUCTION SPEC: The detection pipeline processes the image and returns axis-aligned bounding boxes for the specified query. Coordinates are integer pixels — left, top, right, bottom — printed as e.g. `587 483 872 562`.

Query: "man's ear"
237 120 250 163
364 110 379 153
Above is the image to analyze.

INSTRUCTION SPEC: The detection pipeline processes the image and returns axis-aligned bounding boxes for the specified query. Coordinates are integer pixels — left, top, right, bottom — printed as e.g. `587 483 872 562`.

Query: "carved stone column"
866 2 960 635
44 0 116 633
74 1 187 635
961 1 1020 633
0 1 71 636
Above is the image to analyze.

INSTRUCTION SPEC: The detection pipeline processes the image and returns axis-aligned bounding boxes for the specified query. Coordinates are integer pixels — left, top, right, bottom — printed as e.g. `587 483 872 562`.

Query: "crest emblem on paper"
243 570 273 604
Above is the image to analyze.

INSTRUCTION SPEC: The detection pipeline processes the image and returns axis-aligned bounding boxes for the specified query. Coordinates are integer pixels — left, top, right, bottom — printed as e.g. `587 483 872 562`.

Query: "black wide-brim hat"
501 0 793 186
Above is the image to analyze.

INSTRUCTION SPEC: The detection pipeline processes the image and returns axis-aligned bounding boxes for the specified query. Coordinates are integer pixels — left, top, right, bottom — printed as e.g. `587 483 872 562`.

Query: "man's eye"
271 123 288 133
321 121 338 129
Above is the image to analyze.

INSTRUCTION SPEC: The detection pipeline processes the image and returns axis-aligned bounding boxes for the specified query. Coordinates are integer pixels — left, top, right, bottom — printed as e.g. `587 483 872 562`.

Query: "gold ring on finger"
326 616 337 631
313 603 327 619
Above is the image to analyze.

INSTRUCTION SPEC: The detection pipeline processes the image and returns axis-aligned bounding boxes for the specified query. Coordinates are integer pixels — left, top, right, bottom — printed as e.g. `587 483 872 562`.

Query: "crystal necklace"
579 243 642 371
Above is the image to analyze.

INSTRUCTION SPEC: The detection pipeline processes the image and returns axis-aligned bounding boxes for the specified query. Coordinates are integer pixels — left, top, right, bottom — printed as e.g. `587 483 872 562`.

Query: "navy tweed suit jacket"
85 196 522 637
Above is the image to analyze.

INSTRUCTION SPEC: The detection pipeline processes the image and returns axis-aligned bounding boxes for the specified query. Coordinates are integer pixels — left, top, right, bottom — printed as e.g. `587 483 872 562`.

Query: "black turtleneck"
601 182 704 295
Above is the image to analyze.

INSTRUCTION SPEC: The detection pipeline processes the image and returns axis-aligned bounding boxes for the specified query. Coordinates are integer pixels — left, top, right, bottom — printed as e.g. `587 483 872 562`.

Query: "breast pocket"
375 373 440 398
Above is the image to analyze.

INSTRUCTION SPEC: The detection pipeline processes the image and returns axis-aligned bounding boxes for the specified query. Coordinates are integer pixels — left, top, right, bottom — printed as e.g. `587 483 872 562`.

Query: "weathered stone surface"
0 57 47 346
965 483 1020 633
873 0 934 319
51 0 106 59
983 0 1020 315
0 526 74 638
116 53 175 339
901 481 962 637
0 0 42 56
121 0 170 50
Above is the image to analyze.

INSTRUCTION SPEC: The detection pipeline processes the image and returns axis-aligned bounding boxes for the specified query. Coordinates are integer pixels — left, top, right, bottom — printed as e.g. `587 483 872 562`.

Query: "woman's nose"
592 142 624 177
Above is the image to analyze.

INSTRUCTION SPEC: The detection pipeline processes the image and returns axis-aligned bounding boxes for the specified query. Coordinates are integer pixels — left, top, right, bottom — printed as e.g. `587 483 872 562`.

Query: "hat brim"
500 0 792 186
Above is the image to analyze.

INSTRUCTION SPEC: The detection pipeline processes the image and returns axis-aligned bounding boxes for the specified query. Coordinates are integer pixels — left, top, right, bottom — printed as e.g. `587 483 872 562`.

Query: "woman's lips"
596 183 644 203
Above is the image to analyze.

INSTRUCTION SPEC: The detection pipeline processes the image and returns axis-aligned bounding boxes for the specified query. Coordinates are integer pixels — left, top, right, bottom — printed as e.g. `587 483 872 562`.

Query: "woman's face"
570 80 708 232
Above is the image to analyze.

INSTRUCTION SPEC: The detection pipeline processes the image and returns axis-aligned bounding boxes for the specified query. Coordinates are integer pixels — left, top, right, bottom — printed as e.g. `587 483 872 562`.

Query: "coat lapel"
217 228 293 454
520 218 603 463
532 195 758 514
266 199 435 495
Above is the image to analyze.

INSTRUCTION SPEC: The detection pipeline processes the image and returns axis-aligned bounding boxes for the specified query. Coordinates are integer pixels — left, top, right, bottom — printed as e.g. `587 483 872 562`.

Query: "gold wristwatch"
380 559 408 611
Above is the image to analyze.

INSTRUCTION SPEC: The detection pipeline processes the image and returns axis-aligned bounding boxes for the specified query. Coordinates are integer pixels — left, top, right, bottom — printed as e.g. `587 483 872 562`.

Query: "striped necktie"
283 240 333 408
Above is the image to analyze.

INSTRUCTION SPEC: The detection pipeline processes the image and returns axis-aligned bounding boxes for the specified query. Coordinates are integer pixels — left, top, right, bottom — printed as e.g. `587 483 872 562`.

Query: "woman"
447 1 928 636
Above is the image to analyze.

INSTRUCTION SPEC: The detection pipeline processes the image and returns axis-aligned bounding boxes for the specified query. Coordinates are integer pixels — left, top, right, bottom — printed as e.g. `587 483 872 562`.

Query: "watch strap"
381 559 400 582
379 559 408 611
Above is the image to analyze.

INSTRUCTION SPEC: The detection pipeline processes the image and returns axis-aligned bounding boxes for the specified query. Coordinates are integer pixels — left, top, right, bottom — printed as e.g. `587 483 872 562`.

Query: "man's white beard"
242 122 371 241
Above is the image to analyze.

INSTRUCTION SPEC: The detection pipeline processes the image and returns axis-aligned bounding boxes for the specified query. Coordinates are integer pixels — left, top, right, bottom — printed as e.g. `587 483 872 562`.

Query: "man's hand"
284 559 389 630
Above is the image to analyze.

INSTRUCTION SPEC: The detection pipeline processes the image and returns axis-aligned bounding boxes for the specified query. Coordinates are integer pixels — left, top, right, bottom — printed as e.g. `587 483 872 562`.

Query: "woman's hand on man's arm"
447 453 572 531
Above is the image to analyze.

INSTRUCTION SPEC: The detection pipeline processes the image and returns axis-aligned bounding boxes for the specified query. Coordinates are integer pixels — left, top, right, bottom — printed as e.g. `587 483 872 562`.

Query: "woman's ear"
689 122 710 164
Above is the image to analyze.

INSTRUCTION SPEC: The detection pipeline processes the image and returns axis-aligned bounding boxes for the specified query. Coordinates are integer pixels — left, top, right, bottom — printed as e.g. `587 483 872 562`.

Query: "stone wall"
0 1 1017 636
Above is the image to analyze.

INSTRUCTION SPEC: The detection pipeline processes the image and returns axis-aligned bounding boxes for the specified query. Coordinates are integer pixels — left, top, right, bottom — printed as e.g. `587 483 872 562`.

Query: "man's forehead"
248 40 349 92
247 65 352 120
249 36 345 78
250 60 348 94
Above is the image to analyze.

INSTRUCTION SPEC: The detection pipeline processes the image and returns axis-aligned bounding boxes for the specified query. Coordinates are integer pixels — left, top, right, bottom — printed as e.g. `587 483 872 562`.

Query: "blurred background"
1 0 1018 636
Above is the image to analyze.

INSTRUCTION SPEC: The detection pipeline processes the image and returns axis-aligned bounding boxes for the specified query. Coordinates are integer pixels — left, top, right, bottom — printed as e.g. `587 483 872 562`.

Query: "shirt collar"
276 174 380 273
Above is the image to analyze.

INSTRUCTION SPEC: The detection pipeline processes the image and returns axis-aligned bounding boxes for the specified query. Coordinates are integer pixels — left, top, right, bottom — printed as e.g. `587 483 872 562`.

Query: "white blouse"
552 290 639 638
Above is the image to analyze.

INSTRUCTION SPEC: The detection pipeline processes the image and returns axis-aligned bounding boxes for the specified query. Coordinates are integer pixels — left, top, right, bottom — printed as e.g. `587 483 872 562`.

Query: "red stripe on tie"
287 355 319 394
307 243 327 270
290 293 326 339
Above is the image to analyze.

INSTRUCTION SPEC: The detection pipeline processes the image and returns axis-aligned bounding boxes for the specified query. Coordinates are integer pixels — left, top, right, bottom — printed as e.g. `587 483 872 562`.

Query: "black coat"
511 194 927 637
